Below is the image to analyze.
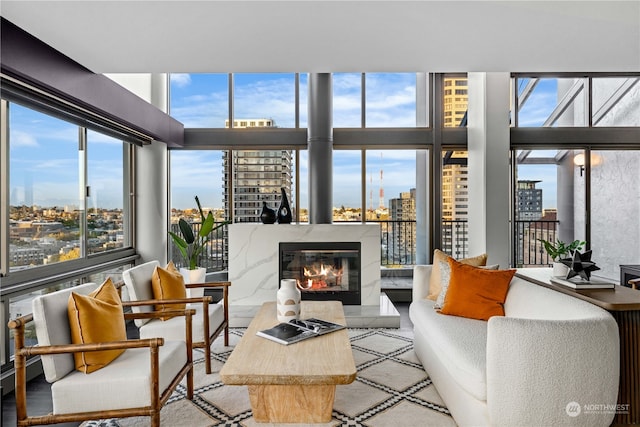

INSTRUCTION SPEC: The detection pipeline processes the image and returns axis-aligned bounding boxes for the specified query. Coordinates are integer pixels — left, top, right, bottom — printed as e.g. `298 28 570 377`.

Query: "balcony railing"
514 219 559 267
171 219 560 271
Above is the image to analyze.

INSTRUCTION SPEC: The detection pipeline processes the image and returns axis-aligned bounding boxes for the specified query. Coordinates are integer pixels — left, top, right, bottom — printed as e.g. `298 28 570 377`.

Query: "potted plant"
538 238 586 277
169 196 229 284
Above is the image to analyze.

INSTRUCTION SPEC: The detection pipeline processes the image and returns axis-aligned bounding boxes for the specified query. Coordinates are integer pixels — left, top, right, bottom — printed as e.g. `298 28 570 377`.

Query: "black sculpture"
561 250 600 281
259 201 277 224
277 188 292 224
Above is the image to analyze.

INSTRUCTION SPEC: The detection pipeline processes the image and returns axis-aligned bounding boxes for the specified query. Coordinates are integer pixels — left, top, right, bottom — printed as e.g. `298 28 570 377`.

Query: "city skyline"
10 73 560 211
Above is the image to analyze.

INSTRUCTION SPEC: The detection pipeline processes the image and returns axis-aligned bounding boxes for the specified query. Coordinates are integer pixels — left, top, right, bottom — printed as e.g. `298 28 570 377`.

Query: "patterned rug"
82 328 454 427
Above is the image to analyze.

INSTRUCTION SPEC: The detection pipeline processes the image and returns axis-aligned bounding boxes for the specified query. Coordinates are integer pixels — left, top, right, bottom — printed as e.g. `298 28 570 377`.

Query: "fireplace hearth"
280 242 361 305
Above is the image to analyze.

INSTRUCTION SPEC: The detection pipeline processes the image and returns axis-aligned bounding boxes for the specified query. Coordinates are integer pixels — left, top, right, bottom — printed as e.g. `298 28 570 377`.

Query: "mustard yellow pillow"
440 258 515 321
427 249 488 300
68 278 127 373
151 261 186 320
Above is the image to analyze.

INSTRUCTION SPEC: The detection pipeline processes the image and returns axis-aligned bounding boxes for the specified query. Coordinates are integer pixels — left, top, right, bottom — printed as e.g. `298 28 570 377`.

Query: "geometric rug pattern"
82 328 455 427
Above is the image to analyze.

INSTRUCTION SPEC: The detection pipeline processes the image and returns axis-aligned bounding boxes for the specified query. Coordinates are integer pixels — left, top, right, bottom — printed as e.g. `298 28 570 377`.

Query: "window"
170 73 229 127
365 73 417 127
86 130 128 255
333 73 362 128
234 73 296 128
515 77 587 127
441 151 468 258
592 77 640 127
333 150 362 221
513 149 586 267
9 104 81 270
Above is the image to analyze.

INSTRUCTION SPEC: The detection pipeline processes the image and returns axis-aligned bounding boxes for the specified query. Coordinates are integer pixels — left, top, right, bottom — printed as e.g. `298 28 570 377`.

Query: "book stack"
550 277 615 290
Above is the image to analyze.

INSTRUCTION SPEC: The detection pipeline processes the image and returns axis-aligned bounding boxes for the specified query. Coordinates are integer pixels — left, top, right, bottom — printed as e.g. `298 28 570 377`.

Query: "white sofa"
409 265 620 427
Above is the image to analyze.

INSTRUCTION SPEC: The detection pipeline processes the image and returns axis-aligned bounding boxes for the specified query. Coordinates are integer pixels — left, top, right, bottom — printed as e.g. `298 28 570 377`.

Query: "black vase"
260 201 277 224
277 188 293 224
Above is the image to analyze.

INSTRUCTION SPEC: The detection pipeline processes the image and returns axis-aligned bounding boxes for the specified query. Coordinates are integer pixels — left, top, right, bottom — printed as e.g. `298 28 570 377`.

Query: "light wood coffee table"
220 300 356 423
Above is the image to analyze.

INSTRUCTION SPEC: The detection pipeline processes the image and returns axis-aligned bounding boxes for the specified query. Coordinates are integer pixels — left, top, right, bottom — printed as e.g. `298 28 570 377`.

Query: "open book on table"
256 318 346 345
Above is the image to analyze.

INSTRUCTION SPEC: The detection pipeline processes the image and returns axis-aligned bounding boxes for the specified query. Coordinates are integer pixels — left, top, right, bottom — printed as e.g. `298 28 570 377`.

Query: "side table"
516 268 640 425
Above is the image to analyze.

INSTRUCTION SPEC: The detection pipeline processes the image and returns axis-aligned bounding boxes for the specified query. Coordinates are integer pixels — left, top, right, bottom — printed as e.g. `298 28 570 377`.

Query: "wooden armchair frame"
8 307 195 427
121 266 230 375
628 277 639 290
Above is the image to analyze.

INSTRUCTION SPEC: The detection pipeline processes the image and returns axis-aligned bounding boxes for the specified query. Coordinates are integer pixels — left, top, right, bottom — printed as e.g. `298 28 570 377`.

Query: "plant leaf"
178 218 195 244
199 212 215 237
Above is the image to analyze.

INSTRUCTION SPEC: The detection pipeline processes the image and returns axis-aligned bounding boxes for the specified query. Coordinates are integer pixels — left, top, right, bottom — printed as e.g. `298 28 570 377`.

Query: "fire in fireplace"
279 242 361 305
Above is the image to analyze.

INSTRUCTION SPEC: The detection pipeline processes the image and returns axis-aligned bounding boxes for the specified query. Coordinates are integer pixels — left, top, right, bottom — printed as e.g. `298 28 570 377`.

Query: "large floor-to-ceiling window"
1 97 137 388
512 74 640 280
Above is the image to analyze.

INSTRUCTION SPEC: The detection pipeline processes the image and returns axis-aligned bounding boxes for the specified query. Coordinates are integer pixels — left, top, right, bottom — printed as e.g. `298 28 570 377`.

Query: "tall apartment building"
388 189 416 265
222 119 293 222
441 78 470 258
516 180 543 220
442 151 469 258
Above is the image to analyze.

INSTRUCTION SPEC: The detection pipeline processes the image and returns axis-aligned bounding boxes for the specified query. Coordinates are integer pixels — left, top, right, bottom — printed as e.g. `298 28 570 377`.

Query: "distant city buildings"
516 180 543 220
441 151 469 258
388 189 416 264
222 119 293 222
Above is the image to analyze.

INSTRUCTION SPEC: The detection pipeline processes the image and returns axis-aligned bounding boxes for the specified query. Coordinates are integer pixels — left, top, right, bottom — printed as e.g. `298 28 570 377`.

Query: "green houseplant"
538 239 586 262
169 196 229 272
538 238 586 277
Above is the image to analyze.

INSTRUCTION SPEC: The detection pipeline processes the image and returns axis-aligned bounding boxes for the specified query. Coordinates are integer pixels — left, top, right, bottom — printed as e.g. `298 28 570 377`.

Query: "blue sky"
10 74 561 211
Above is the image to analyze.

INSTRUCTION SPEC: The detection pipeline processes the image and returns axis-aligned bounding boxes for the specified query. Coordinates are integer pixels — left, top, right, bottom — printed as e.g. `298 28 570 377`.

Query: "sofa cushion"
434 261 500 310
151 261 187 320
123 260 160 327
67 279 127 373
32 283 100 382
427 249 487 300
411 299 489 401
51 340 186 414
441 259 515 321
139 301 224 343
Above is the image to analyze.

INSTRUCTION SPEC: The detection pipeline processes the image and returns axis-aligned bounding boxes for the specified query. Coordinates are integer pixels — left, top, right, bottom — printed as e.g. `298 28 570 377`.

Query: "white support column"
467 72 510 267
106 73 169 264
415 72 429 265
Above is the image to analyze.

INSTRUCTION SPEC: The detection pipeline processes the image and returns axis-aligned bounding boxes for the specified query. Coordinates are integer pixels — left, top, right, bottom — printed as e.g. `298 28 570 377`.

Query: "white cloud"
10 131 39 148
170 73 192 88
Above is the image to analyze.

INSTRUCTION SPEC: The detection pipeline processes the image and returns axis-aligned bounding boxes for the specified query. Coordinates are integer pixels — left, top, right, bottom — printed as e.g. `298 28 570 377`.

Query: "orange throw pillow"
68 278 127 373
440 258 515 321
427 249 488 300
151 261 187 320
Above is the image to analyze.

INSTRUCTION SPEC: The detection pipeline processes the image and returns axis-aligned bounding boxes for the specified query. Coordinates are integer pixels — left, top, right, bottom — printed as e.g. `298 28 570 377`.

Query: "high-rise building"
516 180 543 220
442 151 469 258
388 189 416 264
222 119 293 222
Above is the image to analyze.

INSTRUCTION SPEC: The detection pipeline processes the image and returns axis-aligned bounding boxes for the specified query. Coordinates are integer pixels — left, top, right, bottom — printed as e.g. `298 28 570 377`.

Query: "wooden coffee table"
220 300 356 423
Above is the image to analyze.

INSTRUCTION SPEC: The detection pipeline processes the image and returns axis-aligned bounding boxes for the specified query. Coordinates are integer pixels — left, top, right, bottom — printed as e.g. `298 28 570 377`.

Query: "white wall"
106 73 169 264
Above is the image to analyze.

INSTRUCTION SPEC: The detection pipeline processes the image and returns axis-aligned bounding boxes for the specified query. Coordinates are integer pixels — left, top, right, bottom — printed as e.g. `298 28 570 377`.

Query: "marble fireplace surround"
228 223 399 327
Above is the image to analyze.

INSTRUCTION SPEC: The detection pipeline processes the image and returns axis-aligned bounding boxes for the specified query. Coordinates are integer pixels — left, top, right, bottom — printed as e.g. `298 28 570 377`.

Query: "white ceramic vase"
277 279 301 322
552 262 569 278
180 266 206 298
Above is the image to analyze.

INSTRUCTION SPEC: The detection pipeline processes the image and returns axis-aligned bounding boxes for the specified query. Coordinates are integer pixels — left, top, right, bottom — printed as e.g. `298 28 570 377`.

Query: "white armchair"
8 282 194 427
123 260 230 374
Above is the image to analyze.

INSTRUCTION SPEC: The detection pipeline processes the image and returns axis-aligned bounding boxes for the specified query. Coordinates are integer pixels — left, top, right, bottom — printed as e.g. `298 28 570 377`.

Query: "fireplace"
279 242 361 305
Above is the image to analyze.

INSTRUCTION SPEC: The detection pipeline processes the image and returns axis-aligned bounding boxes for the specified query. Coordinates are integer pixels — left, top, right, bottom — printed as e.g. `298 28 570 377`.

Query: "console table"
620 265 640 289
516 268 640 425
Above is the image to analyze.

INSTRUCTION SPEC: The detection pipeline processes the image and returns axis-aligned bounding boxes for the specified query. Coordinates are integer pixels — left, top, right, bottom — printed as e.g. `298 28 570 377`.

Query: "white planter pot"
180 267 206 298
276 279 301 322
552 262 570 278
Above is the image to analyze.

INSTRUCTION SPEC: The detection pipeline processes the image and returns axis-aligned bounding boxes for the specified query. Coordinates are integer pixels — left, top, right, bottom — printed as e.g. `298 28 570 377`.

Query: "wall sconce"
573 153 602 176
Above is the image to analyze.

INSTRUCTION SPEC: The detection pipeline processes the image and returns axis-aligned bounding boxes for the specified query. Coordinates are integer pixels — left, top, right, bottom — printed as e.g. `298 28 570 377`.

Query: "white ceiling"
2 1 639 74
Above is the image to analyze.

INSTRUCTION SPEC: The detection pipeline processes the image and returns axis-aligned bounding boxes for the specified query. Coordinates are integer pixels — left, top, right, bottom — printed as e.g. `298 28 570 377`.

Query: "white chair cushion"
32 283 99 382
51 340 186 414
410 298 488 401
139 302 224 343
123 260 160 327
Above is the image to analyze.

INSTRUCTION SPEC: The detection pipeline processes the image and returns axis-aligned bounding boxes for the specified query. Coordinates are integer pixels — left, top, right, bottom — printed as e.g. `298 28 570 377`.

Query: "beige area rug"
82 329 455 427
